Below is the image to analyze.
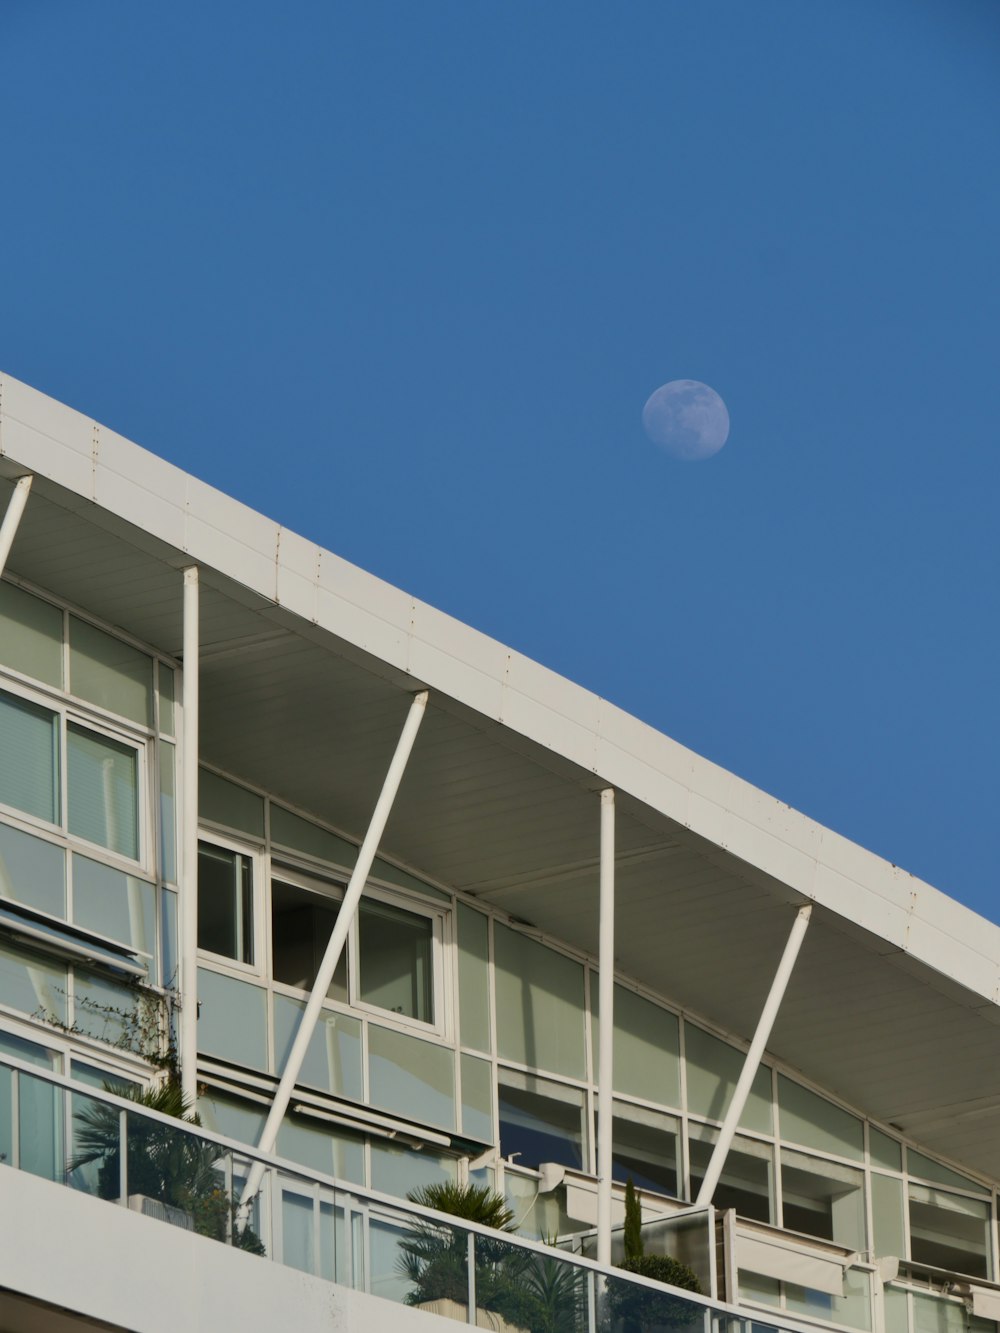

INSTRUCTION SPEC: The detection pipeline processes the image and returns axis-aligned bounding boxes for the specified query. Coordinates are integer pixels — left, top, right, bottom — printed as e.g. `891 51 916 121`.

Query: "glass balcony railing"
0 1051 876 1333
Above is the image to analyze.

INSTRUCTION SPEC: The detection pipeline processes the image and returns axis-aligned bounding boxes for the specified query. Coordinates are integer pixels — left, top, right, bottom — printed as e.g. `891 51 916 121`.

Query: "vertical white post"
695 904 812 1206
0 475 33 576
596 787 616 1268
180 566 200 1106
242 690 429 1203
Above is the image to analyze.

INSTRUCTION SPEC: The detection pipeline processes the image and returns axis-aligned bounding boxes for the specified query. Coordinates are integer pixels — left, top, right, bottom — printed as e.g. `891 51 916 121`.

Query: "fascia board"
3 371 1000 1011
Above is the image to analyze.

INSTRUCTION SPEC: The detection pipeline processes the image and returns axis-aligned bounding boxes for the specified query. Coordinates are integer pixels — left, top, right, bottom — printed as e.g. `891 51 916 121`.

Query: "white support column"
695 903 812 1206
596 787 616 1268
242 689 429 1203
0 475 33 576
180 566 200 1106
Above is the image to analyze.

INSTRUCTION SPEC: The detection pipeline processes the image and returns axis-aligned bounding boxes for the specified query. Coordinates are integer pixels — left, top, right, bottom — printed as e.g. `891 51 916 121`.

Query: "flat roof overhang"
3 372 1000 1181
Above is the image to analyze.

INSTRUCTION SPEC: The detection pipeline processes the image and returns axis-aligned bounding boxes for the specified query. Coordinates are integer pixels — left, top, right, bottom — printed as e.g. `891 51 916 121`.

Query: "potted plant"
69 1078 265 1255
607 1180 702 1333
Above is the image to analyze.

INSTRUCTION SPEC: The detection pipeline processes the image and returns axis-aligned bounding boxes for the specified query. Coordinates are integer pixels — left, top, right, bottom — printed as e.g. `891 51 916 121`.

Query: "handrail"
0 1051 849 1333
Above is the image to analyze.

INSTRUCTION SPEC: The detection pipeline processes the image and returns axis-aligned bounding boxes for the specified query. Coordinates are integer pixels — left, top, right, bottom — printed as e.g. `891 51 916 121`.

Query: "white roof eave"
3 370 999 1012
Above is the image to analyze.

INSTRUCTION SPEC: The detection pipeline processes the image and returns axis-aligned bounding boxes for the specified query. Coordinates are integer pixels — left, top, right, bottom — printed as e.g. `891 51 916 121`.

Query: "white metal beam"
695 904 812 1206
242 689 429 1203
180 566 200 1105
596 787 616 1267
0 475 33 577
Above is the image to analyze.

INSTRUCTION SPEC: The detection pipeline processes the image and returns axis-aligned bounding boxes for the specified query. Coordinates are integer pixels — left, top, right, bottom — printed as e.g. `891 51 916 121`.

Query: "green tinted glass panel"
159 742 176 883
591 980 680 1108
69 617 152 727
370 1143 455 1197
906 1148 985 1194
458 904 491 1052
67 725 138 859
157 663 175 736
74 971 141 1047
778 1074 864 1161
871 1172 906 1258
0 820 65 917
161 888 178 988
494 923 585 1079
358 898 433 1023
272 993 362 1101
370 857 450 903
368 1023 455 1130
0 690 59 824
461 1052 493 1142
72 853 155 955
870 1126 902 1172
0 940 66 1022
199 769 264 839
270 805 354 866
197 967 268 1070
684 1022 772 1134
278 1116 365 1186
0 581 62 686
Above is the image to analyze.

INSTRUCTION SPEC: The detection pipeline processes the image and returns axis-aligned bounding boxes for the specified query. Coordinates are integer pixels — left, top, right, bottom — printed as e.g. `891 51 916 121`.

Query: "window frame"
0 677 152 876
196 831 265 978
268 859 449 1039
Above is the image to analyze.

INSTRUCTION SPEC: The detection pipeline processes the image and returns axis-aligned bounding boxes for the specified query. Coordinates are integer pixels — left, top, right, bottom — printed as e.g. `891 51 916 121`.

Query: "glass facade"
2 570 1000 1333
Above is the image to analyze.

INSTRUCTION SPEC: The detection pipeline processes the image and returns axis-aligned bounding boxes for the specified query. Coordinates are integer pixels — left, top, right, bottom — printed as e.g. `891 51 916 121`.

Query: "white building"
1 372 999 1333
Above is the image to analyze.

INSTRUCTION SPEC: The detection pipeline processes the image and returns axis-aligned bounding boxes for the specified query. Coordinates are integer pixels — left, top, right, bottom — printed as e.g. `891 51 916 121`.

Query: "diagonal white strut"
695 903 812 1207
241 689 429 1205
0 475 33 577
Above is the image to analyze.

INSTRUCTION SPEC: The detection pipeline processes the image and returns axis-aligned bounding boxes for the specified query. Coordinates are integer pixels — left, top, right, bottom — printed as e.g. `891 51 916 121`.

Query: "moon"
642 380 730 461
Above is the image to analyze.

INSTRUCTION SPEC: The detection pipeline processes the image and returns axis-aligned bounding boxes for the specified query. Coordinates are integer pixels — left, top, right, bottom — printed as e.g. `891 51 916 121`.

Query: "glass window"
870 1127 903 1172
278 1113 365 1186
198 842 254 964
606 1101 679 1197
67 724 139 860
270 876 346 1000
0 820 65 918
270 805 354 867
494 924 586 1079
272 993 362 1101
0 581 62 687
199 769 264 839
0 690 59 824
871 1172 906 1258
370 1142 455 1198
161 888 178 989
368 1022 455 1130
197 966 268 1071
689 1127 773 1223
909 1184 991 1279
157 663 175 736
0 939 66 1023
780 1147 866 1250
785 1268 872 1332
778 1075 864 1161
497 1068 586 1171
74 970 141 1048
906 1148 984 1195
69 617 153 727
457 904 491 1052
461 1052 493 1142
684 1022 772 1135
591 981 680 1109
159 742 176 884
358 897 433 1024
73 854 155 956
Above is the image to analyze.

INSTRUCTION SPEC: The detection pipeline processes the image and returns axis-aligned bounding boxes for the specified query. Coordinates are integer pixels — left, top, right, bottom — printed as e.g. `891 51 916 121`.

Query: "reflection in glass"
359 898 433 1023
198 842 254 964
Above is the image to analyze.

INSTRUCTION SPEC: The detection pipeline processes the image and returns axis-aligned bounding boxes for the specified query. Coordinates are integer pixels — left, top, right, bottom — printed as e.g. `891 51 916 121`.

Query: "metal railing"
0 1052 852 1333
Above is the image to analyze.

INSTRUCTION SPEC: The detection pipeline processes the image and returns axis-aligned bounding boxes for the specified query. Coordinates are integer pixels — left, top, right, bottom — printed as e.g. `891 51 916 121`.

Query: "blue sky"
2 2 998 914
